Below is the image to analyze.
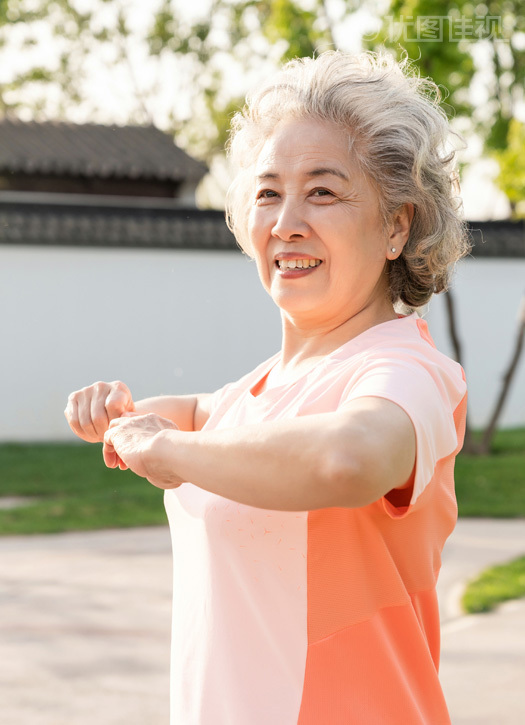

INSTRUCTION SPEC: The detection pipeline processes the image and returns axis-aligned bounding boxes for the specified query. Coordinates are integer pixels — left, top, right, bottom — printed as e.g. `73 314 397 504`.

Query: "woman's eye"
257 189 278 199
311 188 333 197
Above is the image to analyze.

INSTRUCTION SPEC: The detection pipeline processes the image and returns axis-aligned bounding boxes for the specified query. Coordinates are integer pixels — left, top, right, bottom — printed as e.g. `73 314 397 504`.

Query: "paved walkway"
0 518 524 724
437 518 525 725
0 528 172 725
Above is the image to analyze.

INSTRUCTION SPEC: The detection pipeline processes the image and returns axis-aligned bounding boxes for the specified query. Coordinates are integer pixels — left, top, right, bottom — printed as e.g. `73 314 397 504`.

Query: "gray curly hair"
225 50 470 309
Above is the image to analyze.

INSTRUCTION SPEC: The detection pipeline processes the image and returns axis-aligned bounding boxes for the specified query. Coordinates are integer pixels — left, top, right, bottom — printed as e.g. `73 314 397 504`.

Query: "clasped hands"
64 381 184 489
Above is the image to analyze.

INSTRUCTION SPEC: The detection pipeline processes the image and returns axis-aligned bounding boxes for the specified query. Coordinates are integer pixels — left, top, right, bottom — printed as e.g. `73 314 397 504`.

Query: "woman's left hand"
103 412 184 489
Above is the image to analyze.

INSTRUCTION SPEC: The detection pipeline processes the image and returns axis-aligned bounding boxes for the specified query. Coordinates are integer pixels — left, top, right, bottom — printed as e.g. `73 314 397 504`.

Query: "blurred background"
1 0 522 516
0 2 524 722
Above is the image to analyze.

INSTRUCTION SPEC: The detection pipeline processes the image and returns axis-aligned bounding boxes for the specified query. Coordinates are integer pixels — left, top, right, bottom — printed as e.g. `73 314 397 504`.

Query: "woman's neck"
279 301 398 373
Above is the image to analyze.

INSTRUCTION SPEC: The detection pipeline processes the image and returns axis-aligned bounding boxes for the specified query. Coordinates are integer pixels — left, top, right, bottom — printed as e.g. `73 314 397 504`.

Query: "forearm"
135 393 212 432
108 398 414 508
153 414 352 511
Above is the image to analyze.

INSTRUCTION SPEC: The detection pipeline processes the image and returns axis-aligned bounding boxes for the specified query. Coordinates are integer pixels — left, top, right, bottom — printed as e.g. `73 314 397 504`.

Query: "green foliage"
259 0 329 60
365 1 525 156
481 0 525 152
362 0 525 216
1 0 524 203
462 555 525 613
0 0 95 115
364 0 476 117
145 0 337 159
492 119 525 217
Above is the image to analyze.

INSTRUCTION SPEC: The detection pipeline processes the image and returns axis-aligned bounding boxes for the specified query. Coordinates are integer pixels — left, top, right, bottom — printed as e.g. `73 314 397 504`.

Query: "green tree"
0 0 161 123
362 0 476 117
493 119 525 217
479 1 525 152
364 0 525 196
147 0 341 159
0 0 96 116
2 0 524 205
148 0 525 205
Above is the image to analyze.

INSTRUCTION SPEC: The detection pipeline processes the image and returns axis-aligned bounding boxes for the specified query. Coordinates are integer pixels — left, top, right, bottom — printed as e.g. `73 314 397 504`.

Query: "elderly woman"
66 51 468 724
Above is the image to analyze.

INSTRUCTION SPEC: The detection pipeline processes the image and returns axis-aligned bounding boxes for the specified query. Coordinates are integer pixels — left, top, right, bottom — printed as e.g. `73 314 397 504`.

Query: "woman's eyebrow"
256 172 279 182
306 167 349 181
256 167 349 182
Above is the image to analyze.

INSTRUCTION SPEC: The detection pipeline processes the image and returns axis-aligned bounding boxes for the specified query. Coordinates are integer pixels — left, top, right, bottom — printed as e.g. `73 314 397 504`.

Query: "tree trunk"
477 294 525 455
444 290 477 453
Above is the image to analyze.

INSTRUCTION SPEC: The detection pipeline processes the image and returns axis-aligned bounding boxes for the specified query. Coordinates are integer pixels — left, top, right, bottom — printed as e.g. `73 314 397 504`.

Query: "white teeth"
278 259 321 270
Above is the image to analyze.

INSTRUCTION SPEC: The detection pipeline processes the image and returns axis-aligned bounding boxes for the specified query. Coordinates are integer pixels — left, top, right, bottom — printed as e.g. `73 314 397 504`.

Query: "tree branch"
444 290 476 453
479 292 525 455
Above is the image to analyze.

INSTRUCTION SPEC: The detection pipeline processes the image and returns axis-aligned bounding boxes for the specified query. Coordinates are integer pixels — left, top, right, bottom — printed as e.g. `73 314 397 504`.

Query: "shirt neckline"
248 313 417 399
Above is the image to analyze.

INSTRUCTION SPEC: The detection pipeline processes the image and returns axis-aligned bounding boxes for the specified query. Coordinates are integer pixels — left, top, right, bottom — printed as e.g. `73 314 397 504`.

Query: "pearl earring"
391 247 397 253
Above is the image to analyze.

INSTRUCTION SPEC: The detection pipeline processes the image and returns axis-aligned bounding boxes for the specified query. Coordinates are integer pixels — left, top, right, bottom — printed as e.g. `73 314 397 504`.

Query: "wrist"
152 426 180 459
142 428 186 489
155 425 191 468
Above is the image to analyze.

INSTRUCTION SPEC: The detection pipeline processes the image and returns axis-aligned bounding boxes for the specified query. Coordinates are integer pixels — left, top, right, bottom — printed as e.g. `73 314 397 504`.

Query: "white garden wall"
424 257 525 429
1 245 281 441
1 246 523 441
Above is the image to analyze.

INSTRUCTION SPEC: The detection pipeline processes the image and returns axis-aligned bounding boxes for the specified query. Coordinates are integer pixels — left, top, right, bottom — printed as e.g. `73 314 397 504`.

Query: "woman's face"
248 117 395 329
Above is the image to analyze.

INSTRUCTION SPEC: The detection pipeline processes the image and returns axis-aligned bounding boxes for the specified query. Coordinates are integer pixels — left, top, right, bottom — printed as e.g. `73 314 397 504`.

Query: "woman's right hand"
64 381 136 443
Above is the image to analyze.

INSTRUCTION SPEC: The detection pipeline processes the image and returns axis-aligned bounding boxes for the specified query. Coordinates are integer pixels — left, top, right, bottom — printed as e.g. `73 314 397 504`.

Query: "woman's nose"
271 199 310 241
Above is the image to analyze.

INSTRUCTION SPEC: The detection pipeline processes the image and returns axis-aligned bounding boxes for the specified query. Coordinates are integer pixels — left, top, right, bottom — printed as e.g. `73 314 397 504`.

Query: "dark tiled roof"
0 197 237 251
0 119 207 182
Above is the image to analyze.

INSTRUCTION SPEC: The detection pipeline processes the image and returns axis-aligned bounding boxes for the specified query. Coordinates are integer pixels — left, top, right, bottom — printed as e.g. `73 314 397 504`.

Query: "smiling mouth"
276 259 322 270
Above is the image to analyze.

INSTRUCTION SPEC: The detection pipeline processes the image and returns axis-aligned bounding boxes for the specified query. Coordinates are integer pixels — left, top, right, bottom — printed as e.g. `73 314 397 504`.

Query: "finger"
102 431 119 468
64 396 85 440
90 383 112 440
103 427 129 471
103 446 119 469
77 392 101 443
65 394 98 443
105 381 135 420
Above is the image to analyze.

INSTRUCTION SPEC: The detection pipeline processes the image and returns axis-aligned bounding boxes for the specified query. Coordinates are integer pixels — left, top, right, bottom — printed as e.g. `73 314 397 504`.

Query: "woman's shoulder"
327 313 466 401
331 314 456 366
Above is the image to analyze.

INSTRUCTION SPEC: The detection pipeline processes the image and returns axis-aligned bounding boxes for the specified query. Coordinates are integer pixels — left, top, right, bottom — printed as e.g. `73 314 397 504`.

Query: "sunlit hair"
225 50 470 309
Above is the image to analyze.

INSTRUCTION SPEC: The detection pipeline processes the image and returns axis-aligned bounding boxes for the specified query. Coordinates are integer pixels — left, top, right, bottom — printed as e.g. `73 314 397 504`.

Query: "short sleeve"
340 356 465 506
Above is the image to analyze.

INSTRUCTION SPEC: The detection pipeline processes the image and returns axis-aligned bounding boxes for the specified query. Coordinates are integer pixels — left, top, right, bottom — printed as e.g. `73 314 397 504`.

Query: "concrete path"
0 528 172 725
438 518 525 725
0 518 524 724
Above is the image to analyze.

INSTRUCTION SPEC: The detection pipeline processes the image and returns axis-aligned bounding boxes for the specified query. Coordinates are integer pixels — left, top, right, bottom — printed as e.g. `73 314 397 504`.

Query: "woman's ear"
387 203 414 259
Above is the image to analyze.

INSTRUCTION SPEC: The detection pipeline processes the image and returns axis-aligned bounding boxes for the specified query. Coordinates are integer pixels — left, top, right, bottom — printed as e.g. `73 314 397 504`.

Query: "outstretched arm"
103 396 416 511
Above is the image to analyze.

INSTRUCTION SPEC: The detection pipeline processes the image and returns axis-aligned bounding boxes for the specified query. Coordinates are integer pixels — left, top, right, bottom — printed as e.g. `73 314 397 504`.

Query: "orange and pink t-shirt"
164 313 467 724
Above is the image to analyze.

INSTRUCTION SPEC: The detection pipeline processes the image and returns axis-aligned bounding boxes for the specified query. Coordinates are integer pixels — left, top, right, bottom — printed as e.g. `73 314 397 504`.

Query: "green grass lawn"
0 442 167 535
0 427 523 536
454 428 525 518
462 555 525 614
